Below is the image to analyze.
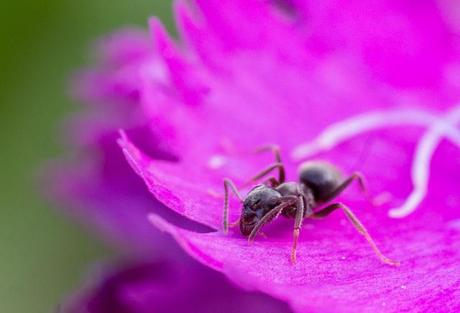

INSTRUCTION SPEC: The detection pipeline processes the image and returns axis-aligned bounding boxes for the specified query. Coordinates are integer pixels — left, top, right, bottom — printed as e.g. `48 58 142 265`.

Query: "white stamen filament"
291 109 460 160
291 106 460 219
389 106 460 218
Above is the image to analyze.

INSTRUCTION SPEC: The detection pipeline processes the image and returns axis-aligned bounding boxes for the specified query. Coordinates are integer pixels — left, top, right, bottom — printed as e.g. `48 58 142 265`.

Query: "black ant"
222 145 399 266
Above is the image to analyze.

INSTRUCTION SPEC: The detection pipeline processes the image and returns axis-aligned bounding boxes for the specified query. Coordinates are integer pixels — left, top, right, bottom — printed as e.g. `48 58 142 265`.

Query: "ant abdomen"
298 161 342 203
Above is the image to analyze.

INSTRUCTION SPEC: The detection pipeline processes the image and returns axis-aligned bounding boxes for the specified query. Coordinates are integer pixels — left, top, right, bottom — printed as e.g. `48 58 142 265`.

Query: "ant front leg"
263 176 280 187
223 179 244 234
291 196 305 264
248 197 297 242
325 172 370 203
312 203 399 266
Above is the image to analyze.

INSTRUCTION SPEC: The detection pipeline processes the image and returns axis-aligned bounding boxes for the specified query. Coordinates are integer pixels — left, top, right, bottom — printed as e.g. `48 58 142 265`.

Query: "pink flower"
53 1 460 312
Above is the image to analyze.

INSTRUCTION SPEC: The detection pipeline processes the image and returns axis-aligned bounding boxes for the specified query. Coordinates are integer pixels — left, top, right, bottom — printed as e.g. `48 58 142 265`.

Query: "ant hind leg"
291 196 305 264
312 202 399 266
325 172 370 203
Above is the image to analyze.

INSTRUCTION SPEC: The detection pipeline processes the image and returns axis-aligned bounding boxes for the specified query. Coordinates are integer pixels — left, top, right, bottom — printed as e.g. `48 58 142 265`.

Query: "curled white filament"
291 109 460 160
291 106 460 219
389 106 460 218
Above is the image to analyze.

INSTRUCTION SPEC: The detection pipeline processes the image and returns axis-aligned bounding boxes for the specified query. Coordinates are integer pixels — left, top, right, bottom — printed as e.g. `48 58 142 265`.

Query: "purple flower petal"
64 259 292 313
72 28 152 105
49 128 200 255
147 200 460 312
50 28 204 252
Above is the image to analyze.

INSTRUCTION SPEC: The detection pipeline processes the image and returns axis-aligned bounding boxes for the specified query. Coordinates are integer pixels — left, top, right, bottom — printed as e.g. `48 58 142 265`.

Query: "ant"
222 145 399 266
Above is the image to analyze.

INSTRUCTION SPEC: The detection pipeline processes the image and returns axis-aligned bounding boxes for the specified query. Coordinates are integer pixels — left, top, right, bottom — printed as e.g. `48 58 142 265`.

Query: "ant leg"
312 203 399 266
273 195 298 220
248 198 297 242
249 144 286 183
263 176 280 187
243 163 285 187
255 144 283 164
291 196 305 264
223 179 244 234
325 172 370 202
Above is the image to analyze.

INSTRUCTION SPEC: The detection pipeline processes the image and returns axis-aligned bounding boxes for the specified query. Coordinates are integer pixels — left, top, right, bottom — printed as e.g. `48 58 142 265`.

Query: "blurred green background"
0 1 172 312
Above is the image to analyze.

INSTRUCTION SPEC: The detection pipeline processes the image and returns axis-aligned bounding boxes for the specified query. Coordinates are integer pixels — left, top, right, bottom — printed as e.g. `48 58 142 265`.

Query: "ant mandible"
222 145 399 266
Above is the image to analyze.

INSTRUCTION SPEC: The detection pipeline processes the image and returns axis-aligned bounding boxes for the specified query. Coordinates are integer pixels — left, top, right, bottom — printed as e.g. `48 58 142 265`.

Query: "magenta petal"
148 211 460 313
192 0 290 51
95 28 152 65
48 130 173 254
149 18 208 106
299 0 457 89
50 26 191 251
119 132 226 229
73 28 152 104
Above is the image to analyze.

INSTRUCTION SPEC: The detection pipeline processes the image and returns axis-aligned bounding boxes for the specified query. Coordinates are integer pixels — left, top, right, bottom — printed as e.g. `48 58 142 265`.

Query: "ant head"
240 185 282 236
